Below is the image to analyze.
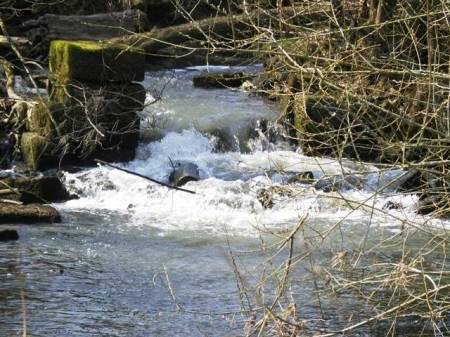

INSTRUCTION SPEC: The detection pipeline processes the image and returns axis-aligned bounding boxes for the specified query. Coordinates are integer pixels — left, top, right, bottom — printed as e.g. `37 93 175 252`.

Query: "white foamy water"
60 129 447 235
57 68 450 235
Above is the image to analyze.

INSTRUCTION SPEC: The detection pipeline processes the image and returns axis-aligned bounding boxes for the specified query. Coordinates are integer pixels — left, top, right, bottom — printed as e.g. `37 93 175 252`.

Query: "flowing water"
1 66 448 336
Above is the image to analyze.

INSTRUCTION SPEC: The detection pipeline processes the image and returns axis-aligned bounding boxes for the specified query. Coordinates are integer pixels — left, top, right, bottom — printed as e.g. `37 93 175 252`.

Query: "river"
1 66 448 336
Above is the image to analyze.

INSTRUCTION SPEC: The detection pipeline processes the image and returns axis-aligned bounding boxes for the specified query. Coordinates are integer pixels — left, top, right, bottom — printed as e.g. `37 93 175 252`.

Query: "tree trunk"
117 5 349 54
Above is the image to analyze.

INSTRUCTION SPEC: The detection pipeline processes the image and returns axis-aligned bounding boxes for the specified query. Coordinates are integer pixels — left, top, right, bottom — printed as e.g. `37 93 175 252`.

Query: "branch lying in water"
94 159 196 194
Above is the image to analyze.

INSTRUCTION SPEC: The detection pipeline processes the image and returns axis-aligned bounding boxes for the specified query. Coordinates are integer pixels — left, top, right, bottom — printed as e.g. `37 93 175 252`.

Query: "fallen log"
116 5 341 54
23 9 148 41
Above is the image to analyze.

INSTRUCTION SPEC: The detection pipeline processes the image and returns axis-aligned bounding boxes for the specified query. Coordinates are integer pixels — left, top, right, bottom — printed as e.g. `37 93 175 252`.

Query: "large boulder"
0 202 61 223
49 40 145 85
18 40 147 170
29 83 145 138
0 175 70 204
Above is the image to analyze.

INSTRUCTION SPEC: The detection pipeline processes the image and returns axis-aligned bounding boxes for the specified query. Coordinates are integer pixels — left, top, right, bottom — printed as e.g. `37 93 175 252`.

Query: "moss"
20 132 52 171
49 40 145 85
292 93 309 134
27 101 64 136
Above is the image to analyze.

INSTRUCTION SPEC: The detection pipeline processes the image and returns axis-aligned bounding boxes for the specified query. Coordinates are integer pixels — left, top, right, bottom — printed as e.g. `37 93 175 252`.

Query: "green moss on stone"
49 40 145 85
20 132 52 171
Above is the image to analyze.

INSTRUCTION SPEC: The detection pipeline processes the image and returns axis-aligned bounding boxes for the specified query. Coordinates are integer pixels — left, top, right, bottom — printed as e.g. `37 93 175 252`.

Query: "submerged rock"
0 202 61 223
314 174 366 192
286 171 315 184
208 129 237 152
0 229 19 241
193 72 253 89
257 185 295 209
169 161 200 187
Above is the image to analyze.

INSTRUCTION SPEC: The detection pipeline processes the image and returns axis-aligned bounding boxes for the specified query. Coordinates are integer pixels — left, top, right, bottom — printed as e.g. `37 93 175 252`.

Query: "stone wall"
21 40 146 170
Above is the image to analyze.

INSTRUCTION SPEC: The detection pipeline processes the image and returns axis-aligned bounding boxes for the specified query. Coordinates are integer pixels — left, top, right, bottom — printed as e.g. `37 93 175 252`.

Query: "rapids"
1 66 448 337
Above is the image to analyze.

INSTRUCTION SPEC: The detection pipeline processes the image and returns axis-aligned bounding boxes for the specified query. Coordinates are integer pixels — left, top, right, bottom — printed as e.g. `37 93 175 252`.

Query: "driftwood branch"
95 159 196 194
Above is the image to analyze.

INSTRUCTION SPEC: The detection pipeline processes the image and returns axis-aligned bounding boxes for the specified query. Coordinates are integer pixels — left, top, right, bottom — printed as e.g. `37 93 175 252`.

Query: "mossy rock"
20 132 55 171
49 40 145 85
27 101 64 136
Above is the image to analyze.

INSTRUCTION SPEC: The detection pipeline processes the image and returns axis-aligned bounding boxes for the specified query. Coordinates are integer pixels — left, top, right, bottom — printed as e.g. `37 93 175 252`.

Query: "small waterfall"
58 66 448 234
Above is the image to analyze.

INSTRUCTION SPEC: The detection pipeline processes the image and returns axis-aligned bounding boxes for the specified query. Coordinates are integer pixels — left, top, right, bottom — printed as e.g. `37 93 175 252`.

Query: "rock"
383 201 402 210
193 72 253 89
23 82 145 169
169 161 200 187
26 101 63 136
0 202 61 223
257 185 295 209
49 81 146 114
287 171 314 184
0 133 15 169
20 132 60 170
314 175 366 192
60 82 146 113
208 129 236 152
49 40 145 85
0 229 19 241
0 175 70 204
27 40 148 169
257 188 274 208
20 132 55 171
